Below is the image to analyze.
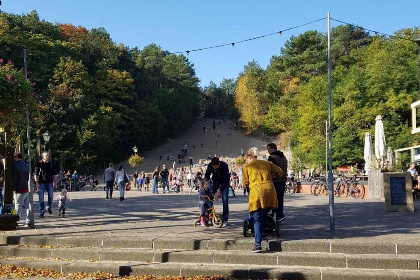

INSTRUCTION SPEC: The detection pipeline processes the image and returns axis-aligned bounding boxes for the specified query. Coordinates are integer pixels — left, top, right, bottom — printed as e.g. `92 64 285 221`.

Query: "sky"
3 0 419 87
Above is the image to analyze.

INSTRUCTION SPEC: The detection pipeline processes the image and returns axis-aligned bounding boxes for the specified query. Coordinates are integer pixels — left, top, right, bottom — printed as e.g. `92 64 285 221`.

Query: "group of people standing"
197 142 288 253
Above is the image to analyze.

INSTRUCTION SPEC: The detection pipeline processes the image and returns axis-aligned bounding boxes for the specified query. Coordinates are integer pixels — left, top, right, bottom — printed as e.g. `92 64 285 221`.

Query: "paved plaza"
5 189 420 243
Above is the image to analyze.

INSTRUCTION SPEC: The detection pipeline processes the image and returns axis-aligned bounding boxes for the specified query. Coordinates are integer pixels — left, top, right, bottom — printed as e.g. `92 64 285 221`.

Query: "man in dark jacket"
204 157 230 226
12 153 30 225
160 165 170 193
35 151 56 218
266 143 288 222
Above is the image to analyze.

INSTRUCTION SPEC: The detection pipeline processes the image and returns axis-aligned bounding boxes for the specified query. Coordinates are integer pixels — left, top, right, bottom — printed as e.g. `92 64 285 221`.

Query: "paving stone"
8 246 51 258
20 236 58 246
154 238 209 250
331 241 395 254
278 252 346 268
347 254 418 270
180 263 249 279
51 247 100 261
279 240 331 253
100 248 154 262
213 250 277 265
249 265 321 280
321 267 398 280
392 269 420 280
104 238 153 249
58 237 103 248
397 243 420 254
208 239 254 251
154 250 213 263
61 261 120 275
129 262 182 277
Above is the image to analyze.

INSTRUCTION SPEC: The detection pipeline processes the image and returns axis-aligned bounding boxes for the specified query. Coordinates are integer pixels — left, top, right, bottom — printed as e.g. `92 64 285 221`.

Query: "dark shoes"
120 197 124 201
252 245 262 253
39 214 44 219
47 208 52 215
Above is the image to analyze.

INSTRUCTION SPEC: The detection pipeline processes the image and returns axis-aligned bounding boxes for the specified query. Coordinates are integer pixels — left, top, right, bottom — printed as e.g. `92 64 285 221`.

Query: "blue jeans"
161 178 169 192
0 187 3 214
105 181 114 197
273 182 285 220
39 183 53 215
14 192 30 223
118 181 125 198
252 208 269 247
212 184 229 222
152 178 159 193
200 201 213 216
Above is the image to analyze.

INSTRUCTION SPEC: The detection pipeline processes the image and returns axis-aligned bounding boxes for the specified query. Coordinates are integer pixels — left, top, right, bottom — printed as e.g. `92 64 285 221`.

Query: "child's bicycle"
194 196 223 228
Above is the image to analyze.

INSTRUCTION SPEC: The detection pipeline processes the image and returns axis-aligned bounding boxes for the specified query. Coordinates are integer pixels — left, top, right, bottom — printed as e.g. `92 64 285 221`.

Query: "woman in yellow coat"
242 150 283 253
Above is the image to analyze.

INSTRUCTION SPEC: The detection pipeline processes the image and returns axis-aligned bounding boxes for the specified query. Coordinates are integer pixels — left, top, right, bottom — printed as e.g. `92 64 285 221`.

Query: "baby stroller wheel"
243 219 251 237
212 213 223 228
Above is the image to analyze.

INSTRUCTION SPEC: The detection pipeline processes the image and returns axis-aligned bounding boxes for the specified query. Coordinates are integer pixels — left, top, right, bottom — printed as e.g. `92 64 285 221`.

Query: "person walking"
187 170 193 188
114 165 128 201
266 143 288 222
160 165 170 193
35 151 57 218
104 163 116 199
152 166 160 194
204 157 230 226
12 153 30 226
242 149 283 253
189 157 193 169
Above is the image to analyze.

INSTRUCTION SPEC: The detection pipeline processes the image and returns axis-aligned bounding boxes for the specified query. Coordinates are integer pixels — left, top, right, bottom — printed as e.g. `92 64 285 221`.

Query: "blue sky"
3 0 419 87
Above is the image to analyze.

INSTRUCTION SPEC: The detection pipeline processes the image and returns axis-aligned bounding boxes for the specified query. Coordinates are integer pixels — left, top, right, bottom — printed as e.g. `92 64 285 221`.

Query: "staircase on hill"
1 235 420 279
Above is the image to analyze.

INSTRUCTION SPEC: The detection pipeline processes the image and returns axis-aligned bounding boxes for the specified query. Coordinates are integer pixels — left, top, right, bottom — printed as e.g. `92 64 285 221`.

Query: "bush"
128 154 144 168
236 156 246 166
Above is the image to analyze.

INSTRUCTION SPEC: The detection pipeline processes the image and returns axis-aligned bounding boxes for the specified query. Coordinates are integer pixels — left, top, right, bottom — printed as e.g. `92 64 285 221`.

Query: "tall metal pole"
327 13 335 234
325 120 328 178
415 36 420 99
24 49 35 228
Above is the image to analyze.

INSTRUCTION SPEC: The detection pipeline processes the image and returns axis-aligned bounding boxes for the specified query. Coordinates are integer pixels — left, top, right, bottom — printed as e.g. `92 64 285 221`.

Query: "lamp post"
133 145 138 155
42 131 50 152
415 35 420 99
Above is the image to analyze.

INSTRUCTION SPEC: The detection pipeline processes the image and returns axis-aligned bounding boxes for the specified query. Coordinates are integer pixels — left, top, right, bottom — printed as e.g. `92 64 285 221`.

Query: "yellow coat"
242 159 283 213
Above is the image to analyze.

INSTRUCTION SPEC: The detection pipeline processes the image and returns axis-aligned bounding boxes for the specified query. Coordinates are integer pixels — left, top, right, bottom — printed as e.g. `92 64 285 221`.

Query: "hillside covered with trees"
0 11 201 172
232 26 419 169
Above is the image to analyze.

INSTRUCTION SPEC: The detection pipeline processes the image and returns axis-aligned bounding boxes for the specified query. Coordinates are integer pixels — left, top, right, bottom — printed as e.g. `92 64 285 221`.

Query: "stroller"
243 212 280 238
189 176 202 194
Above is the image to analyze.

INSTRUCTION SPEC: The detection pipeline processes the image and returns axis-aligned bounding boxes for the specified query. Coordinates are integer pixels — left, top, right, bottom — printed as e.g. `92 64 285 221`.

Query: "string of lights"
330 18 416 42
169 17 326 55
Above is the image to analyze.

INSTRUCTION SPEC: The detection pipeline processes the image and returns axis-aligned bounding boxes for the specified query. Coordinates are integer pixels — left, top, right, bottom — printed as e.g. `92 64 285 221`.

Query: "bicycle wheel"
321 182 329 196
310 182 320 196
351 183 365 199
213 213 223 228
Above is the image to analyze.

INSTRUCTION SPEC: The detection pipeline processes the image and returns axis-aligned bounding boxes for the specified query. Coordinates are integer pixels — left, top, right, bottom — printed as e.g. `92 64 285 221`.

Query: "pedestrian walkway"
5 189 420 243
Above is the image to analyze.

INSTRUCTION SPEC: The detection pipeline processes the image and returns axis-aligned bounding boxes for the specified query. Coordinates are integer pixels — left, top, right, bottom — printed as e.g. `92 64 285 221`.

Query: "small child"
198 180 214 226
56 189 70 217
136 177 143 191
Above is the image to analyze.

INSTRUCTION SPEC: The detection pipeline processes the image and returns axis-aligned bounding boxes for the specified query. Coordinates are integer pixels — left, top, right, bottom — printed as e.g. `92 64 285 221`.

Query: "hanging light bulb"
278 31 283 35
231 43 235 47
186 51 190 55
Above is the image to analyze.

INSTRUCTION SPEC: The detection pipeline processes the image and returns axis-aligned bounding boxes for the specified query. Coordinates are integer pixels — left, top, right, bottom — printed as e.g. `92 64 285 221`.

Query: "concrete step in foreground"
1 256 420 280
1 245 420 271
2 235 420 255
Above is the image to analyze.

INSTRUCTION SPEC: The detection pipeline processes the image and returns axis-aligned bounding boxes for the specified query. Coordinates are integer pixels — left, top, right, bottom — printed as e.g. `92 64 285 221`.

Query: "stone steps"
3 235 420 254
1 255 420 280
1 244 420 271
2 235 420 279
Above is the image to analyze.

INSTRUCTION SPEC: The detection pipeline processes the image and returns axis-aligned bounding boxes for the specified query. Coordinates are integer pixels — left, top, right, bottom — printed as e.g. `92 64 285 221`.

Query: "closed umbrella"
387 147 394 171
364 132 373 175
375 115 387 169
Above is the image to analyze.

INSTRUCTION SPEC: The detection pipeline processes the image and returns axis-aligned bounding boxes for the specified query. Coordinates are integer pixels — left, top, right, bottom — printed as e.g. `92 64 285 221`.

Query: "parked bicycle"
310 176 328 196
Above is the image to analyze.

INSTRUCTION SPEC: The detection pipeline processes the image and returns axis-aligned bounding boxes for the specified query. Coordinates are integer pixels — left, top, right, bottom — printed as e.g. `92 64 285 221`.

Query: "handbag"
125 182 131 191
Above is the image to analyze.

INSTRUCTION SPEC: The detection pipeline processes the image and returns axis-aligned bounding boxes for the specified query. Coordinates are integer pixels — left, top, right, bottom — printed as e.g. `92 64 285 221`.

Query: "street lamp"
414 34 420 99
133 145 138 155
42 131 50 151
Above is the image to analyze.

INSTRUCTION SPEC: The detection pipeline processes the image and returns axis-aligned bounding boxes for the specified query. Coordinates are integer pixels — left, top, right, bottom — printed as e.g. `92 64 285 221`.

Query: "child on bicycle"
199 180 214 226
